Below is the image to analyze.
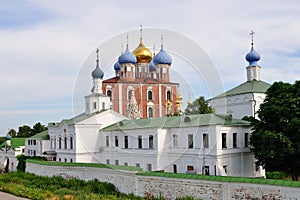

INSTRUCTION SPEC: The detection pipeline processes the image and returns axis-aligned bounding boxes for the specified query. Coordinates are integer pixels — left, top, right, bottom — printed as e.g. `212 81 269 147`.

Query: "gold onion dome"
133 38 152 63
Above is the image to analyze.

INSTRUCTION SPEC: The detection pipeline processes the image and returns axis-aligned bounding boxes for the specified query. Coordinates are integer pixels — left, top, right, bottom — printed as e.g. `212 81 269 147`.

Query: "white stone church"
22 33 269 178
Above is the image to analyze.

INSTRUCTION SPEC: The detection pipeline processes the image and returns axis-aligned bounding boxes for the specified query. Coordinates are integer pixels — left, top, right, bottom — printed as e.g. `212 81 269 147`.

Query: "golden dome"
133 38 152 63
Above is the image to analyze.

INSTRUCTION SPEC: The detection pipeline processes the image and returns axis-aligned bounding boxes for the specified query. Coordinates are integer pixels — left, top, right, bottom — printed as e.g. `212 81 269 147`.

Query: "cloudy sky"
1 0 299 135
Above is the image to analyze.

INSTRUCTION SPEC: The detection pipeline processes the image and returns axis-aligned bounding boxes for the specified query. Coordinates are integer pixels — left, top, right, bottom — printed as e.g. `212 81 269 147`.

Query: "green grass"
26 159 142 171
137 171 300 187
0 172 145 200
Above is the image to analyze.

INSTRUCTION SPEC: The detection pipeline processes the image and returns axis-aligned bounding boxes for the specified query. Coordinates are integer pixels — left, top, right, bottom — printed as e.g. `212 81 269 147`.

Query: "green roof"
103 114 249 131
28 130 49 140
212 80 271 99
0 138 26 149
49 110 108 127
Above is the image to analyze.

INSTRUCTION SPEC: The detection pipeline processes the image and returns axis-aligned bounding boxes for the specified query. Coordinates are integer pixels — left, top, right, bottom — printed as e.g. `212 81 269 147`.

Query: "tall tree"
17 125 32 137
32 122 47 134
8 129 17 137
184 96 214 115
250 81 300 180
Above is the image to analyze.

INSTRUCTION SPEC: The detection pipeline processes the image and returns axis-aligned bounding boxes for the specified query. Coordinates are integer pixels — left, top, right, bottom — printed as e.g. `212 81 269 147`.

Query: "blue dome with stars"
114 62 120 70
245 46 260 66
118 47 137 64
92 65 104 79
153 47 172 65
5 134 11 141
149 59 156 71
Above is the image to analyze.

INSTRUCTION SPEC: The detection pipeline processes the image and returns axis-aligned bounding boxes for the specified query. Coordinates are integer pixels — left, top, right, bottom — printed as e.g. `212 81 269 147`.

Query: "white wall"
26 162 300 200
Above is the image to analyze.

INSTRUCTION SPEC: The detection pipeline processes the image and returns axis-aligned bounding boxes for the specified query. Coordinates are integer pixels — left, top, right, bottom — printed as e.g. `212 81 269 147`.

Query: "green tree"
17 125 32 137
184 96 214 115
32 122 47 134
7 129 17 137
250 81 300 181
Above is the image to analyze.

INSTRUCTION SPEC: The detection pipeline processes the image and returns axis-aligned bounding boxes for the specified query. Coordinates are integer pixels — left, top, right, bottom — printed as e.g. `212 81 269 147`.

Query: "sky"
0 0 299 135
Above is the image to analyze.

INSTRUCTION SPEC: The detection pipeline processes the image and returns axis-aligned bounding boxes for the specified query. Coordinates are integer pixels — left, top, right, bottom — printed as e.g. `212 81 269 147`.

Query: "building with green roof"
209 37 270 119
25 130 51 158
98 114 265 178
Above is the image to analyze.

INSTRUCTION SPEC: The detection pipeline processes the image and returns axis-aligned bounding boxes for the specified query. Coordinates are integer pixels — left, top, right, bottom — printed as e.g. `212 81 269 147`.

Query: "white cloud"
0 0 300 134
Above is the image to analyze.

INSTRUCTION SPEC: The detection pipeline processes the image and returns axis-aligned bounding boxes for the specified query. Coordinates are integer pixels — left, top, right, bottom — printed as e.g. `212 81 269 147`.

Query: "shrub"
266 171 288 179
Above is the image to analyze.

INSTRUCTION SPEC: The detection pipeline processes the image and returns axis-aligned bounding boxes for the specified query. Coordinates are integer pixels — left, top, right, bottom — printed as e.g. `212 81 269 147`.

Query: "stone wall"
26 162 300 200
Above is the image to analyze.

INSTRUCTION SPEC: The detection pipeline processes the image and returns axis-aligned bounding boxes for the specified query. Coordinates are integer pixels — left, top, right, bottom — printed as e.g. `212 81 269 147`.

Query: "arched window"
70 137 73 149
107 90 112 98
64 137 67 149
167 91 171 101
148 107 153 118
148 90 153 100
59 138 61 149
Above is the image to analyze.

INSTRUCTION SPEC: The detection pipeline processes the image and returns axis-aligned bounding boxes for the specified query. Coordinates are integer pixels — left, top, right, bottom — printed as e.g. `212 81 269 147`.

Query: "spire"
250 30 255 46
153 43 156 55
161 34 164 49
96 48 99 67
126 33 129 49
140 24 143 41
245 30 261 81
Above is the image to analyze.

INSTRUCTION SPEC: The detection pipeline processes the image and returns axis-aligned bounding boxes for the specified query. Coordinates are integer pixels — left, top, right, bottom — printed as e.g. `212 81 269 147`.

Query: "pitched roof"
28 130 49 140
103 114 249 131
48 110 108 127
212 80 270 99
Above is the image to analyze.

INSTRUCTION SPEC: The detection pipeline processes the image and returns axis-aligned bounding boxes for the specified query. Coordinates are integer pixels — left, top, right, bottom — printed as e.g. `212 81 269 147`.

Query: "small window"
64 137 67 149
93 102 97 109
136 163 140 167
124 162 128 166
59 138 62 149
233 133 237 148
59 158 61 162
148 90 153 100
128 90 133 100
106 136 109 147
124 136 128 149
115 160 119 165
222 133 227 149
70 159 73 163
138 135 142 149
70 137 73 150
173 164 177 173
167 91 171 101
115 136 119 147
149 135 153 149
223 165 227 174
244 133 249 147
106 159 110 165
173 134 178 147
187 165 194 171
188 134 193 148
204 166 210 175
203 134 209 148
102 102 105 110
148 107 153 118
33 140 36 145
64 158 67 162
147 164 152 171
107 90 112 98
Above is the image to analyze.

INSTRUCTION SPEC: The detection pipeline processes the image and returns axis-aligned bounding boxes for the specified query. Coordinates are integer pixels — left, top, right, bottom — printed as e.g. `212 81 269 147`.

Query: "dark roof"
103 114 249 131
103 76 179 85
212 80 270 99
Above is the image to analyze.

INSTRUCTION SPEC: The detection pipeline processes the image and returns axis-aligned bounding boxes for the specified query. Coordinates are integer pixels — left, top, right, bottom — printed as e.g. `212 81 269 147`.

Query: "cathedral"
102 32 181 119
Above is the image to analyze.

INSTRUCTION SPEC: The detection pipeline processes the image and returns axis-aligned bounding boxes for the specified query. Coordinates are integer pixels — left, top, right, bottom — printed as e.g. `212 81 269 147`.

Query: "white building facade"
99 114 265 178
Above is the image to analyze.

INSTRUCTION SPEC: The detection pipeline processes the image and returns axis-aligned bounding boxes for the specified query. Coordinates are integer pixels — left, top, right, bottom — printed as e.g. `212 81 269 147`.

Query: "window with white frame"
148 107 153 118
203 134 209 148
173 134 178 147
147 90 153 100
106 136 109 147
188 134 193 148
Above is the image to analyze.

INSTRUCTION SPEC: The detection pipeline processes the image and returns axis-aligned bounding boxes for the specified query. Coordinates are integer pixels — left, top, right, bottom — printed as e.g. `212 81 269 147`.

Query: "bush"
266 171 288 179
16 155 47 172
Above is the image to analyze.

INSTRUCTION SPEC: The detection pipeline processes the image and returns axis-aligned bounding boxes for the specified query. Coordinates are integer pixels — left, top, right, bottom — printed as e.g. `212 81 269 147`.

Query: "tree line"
7 122 47 138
